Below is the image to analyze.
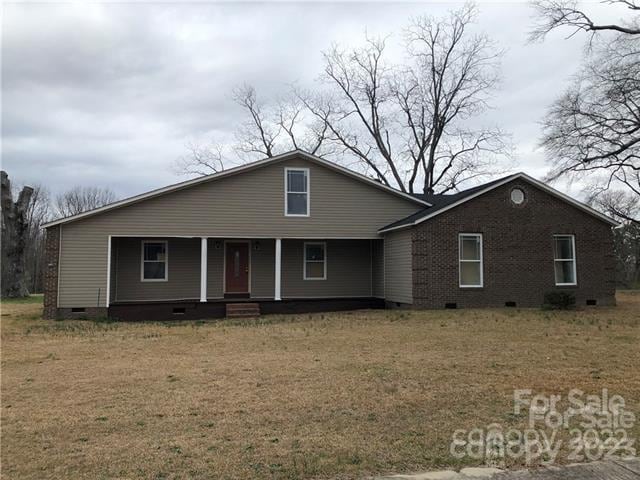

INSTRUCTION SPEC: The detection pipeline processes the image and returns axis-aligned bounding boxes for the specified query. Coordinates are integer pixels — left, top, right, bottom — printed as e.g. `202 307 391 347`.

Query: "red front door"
225 242 249 293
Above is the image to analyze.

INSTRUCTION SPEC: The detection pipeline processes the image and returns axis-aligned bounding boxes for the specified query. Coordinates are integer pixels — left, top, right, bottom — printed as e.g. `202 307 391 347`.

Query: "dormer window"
285 168 309 216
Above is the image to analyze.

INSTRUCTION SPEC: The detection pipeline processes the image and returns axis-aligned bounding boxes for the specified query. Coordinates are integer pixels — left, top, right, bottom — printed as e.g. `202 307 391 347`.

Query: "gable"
379 173 617 233
55 154 423 239
44 150 427 229
442 178 609 225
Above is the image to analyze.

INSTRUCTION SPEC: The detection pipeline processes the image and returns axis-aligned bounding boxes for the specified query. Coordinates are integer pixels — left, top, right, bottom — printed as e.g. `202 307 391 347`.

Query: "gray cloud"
1 1 624 199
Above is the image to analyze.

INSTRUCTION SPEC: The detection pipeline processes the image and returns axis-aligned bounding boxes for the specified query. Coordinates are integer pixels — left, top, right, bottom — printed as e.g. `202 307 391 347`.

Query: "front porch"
107 237 384 319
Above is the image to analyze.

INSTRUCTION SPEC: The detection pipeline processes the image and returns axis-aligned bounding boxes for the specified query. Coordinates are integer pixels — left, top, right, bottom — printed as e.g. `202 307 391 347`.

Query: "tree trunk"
1 171 34 298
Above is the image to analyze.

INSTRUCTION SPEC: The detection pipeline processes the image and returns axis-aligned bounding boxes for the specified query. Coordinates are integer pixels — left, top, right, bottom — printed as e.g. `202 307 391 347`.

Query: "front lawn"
1 293 639 479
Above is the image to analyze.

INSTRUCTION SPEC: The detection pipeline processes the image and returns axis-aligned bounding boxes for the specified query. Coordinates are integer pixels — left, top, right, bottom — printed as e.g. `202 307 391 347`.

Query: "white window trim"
303 241 326 280
284 167 310 217
459 233 483 288
140 240 168 282
553 234 577 286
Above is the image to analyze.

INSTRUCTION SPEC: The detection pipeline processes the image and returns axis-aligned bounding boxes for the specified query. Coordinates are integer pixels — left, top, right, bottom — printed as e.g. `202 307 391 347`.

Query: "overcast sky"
2 1 626 200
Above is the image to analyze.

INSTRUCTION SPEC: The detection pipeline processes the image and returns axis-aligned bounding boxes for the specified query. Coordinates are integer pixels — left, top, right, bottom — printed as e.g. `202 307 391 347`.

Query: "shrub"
543 291 576 310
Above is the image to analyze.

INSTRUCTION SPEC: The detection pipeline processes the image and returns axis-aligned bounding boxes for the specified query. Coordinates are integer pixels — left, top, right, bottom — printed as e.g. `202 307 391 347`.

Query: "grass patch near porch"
1 294 44 304
1 292 639 479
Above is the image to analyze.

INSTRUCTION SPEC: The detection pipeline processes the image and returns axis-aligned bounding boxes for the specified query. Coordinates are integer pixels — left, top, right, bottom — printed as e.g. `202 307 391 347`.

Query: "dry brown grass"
1 293 639 480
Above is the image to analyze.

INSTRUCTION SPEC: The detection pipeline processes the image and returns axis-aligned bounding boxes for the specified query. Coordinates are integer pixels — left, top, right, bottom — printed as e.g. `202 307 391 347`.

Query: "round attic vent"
510 188 525 205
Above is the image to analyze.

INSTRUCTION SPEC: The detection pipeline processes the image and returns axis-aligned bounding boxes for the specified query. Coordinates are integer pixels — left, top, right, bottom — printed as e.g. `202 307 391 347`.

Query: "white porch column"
105 235 112 308
200 237 208 302
274 238 282 301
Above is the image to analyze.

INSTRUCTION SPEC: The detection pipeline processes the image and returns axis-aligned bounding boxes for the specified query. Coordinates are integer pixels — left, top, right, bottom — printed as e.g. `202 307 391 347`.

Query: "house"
42 150 617 320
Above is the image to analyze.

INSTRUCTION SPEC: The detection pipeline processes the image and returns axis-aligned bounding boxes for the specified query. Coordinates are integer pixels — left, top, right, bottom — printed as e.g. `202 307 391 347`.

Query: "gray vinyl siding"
250 239 276 298
58 224 109 308
112 238 200 302
56 155 421 307
282 239 372 298
371 239 385 298
384 229 413 304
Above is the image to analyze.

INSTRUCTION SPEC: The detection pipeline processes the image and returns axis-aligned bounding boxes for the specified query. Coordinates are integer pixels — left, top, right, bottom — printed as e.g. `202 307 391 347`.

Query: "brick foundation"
57 307 109 319
411 180 616 309
108 298 383 321
43 225 60 319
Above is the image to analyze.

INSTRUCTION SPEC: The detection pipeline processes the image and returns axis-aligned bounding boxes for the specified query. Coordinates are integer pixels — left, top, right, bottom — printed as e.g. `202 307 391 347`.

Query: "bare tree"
613 220 640 287
589 187 640 224
1 171 34 298
541 35 640 205
233 85 331 158
589 189 640 286
404 8 506 194
274 93 332 156
22 184 52 293
55 186 117 218
177 5 509 193
299 36 404 189
533 0 640 221
233 84 280 158
533 0 640 282
174 141 227 177
530 0 640 41
302 4 507 193
175 86 332 176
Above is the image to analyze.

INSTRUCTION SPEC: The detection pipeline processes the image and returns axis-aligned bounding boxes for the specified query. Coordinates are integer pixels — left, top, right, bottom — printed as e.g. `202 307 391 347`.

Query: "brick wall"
412 180 616 309
43 225 60 319
57 307 108 319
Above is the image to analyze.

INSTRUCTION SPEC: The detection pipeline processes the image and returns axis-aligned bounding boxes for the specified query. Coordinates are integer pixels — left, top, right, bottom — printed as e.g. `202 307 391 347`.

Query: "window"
304 242 326 280
285 168 309 216
459 234 483 287
510 188 525 205
141 240 168 281
553 235 576 285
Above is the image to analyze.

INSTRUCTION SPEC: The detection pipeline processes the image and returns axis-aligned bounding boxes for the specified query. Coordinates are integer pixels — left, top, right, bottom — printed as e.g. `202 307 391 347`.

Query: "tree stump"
1 171 34 298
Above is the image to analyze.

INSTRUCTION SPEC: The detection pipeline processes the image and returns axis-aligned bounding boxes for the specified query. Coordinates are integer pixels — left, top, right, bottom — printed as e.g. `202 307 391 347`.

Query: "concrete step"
226 303 260 311
226 309 260 316
225 303 260 318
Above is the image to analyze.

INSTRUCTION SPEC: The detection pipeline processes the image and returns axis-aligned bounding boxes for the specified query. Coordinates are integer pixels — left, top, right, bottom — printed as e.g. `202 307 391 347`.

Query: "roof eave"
378 223 414 234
